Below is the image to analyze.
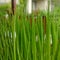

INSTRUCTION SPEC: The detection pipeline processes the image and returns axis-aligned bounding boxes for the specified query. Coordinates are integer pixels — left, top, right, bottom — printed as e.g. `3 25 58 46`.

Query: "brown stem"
11 0 16 15
42 16 46 34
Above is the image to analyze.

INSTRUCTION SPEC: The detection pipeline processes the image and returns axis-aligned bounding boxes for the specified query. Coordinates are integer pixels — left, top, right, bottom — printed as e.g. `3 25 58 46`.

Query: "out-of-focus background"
0 0 59 14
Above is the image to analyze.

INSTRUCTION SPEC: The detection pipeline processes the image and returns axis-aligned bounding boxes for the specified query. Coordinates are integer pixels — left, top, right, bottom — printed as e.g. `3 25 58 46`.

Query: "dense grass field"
0 1 60 60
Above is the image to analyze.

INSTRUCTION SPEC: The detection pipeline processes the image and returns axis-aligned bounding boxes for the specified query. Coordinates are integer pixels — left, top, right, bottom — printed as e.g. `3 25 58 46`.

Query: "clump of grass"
0 5 13 60
0 0 60 60
0 10 59 60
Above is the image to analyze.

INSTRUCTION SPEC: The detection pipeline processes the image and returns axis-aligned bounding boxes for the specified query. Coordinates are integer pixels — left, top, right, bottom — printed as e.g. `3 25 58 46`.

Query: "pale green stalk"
31 14 37 60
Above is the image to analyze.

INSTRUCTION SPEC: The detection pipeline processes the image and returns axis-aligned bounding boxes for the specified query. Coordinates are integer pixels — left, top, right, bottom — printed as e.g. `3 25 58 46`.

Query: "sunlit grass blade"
31 14 37 60
51 19 58 60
